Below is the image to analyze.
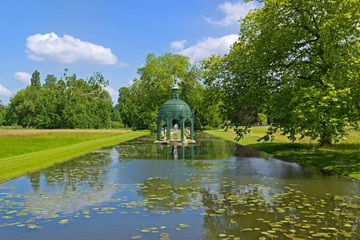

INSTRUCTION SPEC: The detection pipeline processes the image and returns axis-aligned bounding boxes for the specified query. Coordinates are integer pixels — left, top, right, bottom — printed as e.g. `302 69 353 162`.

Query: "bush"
111 121 124 128
202 125 214 131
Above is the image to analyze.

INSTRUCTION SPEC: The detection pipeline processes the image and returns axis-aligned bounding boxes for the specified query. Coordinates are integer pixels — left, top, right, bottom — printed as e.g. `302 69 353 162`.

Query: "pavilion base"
154 139 196 145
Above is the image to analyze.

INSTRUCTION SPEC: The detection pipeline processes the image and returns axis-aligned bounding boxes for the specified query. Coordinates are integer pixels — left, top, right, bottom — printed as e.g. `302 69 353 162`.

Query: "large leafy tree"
203 0 360 145
116 53 210 130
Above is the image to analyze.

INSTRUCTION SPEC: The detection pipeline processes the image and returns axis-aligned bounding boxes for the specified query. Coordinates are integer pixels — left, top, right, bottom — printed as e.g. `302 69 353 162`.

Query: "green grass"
206 126 360 182
0 130 149 183
0 129 132 159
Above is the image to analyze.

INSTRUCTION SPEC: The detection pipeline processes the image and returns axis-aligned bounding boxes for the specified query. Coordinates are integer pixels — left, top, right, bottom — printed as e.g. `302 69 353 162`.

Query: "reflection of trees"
29 170 41 192
25 148 118 218
114 134 158 160
234 144 268 158
137 177 196 213
28 149 113 192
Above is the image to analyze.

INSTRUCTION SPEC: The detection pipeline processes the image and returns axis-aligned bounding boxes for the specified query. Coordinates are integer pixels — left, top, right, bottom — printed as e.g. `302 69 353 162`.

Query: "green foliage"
44 74 57 89
117 53 218 130
0 101 6 125
7 70 113 129
30 70 41 88
202 125 214 131
258 113 267 125
203 0 360 146
111 121 124 128
148 122 157 133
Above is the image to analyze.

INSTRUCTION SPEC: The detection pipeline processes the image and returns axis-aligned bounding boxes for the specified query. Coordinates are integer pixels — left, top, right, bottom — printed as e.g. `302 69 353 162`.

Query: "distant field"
206 126 360 181
0 129 131 159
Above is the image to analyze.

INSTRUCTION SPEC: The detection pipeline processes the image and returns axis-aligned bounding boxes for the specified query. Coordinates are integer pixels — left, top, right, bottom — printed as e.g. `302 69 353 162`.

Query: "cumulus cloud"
26 32 119 65
104 86 119 103
170 40 187 50
14 72 31 84
0 84 12 97
179 34 238 62
206 1 261 26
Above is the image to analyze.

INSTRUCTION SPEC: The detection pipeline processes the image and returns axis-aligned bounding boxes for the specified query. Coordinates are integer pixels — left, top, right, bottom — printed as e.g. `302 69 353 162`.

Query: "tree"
203 0 360 145
44 74 57 89
117 53 211 130
8 70 113 129
0 101 6 125
61 72 112 129
31 70 41 88
7 86 43 127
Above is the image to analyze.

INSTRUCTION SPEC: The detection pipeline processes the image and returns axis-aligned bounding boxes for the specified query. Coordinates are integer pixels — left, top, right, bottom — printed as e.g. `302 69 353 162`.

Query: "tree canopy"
203 0 360 145
7 70 113 129
0 101 6 126
116 53 221 130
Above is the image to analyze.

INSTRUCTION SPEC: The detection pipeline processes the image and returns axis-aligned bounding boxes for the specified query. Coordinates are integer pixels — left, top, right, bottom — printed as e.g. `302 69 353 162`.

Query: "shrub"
111 121 124 128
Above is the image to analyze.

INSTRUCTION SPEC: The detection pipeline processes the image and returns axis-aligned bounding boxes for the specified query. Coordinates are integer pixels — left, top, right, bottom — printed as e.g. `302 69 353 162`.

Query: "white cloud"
0 84 12 97
170 40 187 50
206 1 261 26
26 32 119 65
104 86 119 103
179 34 238 62
14 72 31 84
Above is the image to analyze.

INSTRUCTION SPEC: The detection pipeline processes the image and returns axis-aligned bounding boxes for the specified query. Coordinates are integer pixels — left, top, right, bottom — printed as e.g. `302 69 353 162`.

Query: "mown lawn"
0 129 149 183
206 126 360 181
0 129 131 159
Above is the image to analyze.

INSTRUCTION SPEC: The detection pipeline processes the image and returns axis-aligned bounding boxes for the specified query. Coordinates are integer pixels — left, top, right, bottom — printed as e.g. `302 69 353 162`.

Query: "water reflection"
156 145 195 160
27 149 114 192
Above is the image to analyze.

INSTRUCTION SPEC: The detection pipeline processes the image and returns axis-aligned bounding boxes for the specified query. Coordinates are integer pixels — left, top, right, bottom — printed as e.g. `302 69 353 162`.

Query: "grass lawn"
0 129 149 183
0 128 132 159
206 126 360 181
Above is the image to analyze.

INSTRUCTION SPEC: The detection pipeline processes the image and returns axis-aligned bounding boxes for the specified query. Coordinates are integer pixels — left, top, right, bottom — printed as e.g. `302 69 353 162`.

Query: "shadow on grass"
247 142 310 154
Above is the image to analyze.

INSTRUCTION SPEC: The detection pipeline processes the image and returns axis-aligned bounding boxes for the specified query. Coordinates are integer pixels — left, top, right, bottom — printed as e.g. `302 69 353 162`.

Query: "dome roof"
159 98 192 117
157 82 193 120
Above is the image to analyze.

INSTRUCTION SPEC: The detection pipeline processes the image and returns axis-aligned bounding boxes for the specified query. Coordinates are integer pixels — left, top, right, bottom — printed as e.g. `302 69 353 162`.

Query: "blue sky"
0 0 262 104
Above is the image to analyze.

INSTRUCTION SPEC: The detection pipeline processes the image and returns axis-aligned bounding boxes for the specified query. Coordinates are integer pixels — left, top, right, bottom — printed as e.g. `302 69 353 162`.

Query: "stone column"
157 119 161 140
180 117 185 140
190 118 194 140
166 118 171 140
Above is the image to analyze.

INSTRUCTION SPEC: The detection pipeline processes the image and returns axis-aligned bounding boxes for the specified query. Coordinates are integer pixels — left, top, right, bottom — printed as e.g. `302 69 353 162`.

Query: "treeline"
1 70 114 128
0 53 225 130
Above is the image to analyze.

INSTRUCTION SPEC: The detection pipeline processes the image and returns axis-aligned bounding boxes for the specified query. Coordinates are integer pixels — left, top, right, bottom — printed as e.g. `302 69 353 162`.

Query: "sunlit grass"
0 129 131 159
0 130 149 183
206 126 360 181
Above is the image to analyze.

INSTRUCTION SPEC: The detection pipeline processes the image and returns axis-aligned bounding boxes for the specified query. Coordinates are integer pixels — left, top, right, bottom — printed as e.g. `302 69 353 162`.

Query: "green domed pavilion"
156 82 195 144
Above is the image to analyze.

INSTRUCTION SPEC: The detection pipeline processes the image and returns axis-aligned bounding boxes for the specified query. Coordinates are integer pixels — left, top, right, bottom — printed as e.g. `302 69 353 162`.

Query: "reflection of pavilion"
156 145 195 161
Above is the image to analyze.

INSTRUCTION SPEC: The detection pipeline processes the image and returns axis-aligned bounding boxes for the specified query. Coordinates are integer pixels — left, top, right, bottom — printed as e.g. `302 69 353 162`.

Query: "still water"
0 133 359 239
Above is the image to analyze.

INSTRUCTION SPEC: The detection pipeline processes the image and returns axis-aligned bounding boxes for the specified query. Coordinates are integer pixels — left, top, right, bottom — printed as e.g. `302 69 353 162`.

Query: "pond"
0 133 359 240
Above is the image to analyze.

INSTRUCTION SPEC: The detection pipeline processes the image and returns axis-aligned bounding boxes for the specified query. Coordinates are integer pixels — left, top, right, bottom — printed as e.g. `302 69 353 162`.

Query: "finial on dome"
171 76 180 89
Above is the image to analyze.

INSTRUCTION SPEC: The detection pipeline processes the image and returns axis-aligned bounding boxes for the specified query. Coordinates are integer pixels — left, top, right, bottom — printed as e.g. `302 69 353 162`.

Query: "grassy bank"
0 128 133 159
0 130 149 183
206 126 360 181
